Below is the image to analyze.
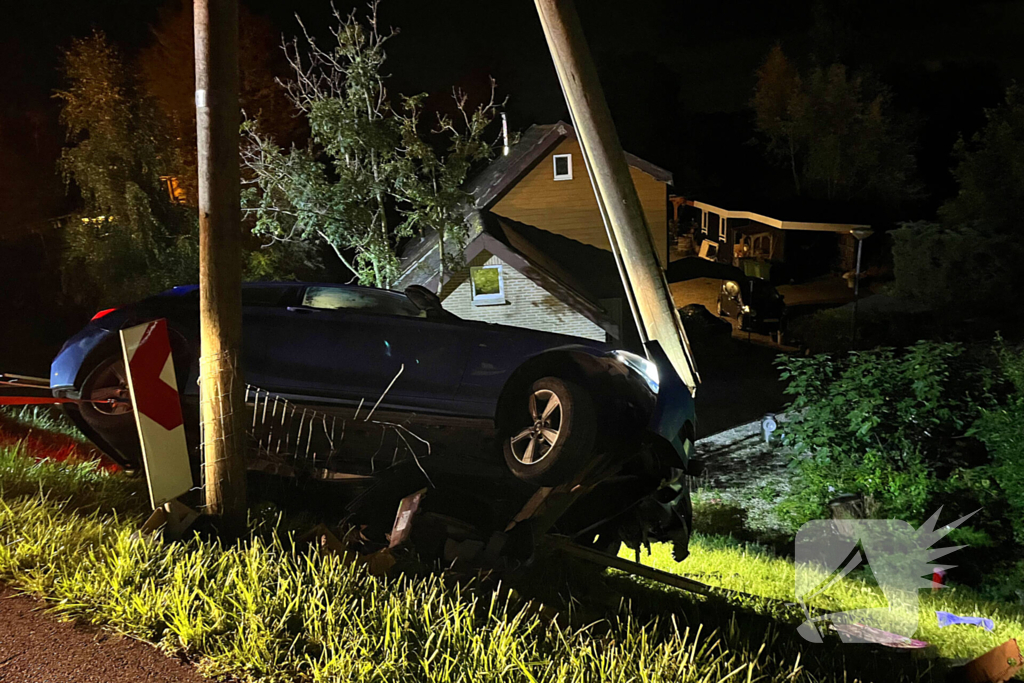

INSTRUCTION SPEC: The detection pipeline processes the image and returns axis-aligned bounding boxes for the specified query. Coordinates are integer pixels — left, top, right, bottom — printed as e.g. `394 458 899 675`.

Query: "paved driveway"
670 279 789 439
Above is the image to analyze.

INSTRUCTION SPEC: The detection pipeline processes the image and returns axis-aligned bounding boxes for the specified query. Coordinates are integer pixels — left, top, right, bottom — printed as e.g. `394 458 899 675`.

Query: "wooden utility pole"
194 0 247 533
534 0 698 393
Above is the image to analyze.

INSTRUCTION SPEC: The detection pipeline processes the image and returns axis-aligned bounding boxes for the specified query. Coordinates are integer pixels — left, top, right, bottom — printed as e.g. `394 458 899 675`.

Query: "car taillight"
91 308 117 321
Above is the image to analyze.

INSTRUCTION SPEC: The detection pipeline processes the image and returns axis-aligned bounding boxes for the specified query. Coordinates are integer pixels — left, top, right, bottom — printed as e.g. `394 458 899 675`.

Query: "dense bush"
787 299 932 353
972 343 1024 541
891 221 1024 312
775 341 999 533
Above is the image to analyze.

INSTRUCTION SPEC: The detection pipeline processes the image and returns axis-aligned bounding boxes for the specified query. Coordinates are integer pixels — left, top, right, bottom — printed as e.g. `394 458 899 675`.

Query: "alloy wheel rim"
509 389 562 465
89 361 133 416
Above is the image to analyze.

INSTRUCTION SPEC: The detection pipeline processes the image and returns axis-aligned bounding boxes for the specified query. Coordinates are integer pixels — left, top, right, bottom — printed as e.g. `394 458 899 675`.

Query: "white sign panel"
120 320 194 508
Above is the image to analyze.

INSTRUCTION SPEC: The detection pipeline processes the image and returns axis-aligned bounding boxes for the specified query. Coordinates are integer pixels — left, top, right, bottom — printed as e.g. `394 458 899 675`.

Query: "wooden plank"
545 535 713 596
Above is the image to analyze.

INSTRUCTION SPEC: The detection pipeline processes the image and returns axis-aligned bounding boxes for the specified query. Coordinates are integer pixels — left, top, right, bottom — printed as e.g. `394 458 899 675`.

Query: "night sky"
2 0 1024 236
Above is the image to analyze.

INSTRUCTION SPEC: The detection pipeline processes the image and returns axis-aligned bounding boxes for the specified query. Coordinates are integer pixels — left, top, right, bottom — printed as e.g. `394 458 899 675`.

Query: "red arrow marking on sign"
129 320 183 431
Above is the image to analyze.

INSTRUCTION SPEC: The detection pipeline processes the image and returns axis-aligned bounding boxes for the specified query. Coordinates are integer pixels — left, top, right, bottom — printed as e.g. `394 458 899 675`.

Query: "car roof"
161 282 408 296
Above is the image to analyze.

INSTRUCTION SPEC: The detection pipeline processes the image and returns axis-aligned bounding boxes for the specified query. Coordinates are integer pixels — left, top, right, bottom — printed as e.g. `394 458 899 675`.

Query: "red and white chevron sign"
120 319 193 508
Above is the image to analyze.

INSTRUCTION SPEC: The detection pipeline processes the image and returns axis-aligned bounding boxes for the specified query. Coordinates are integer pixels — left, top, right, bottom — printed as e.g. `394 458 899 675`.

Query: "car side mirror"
404 285 446 319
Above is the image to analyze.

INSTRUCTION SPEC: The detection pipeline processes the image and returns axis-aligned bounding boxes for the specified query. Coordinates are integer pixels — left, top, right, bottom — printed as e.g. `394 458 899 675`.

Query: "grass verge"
1 405 86 441
0 444 928 683
630 534 1024 663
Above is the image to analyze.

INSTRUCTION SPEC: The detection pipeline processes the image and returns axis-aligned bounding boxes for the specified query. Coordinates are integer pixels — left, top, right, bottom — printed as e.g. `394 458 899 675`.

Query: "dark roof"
465 121 674 211
397 121 673 292
482 214 624 301
396 211 626 338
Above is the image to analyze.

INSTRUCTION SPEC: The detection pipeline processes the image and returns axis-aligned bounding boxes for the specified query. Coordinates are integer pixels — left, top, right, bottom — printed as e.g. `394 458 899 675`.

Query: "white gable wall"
440 253 606 342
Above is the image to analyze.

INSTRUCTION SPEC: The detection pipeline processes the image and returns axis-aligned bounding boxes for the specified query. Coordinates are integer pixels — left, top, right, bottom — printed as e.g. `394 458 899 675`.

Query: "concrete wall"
492 139 669 267
440 252 607 342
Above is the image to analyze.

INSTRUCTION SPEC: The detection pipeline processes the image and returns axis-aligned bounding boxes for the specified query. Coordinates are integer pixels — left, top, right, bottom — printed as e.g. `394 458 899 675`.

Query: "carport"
671 198 873 290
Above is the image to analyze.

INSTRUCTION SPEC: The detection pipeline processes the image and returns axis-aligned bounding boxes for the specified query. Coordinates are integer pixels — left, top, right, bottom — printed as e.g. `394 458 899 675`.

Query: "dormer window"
553 154 573 181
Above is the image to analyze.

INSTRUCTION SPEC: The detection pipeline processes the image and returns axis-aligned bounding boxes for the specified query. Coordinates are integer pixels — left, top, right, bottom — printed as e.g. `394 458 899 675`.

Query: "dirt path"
0 589 207 683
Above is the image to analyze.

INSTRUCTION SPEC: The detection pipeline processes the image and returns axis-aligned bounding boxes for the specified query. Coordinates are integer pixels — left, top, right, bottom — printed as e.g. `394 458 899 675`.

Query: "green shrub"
775 341 994 527
971 343 1024 541
891 221 1024 312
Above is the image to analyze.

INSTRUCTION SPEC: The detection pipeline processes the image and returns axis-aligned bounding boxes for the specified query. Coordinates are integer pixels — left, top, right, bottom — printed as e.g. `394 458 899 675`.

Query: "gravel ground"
693 417 796 538
0 588 207 683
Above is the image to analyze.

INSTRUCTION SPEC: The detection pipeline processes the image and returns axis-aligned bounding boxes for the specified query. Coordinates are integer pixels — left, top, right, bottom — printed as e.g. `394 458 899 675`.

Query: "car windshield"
302 286 428 318
749 279 781 304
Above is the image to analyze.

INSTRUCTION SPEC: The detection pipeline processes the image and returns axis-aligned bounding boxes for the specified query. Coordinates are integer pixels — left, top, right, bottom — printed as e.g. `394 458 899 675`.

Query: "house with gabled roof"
395 122 673 348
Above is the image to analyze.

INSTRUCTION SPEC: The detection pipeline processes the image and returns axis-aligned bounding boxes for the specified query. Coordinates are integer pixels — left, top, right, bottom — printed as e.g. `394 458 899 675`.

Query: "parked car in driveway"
668 257 787 343
52 282 697 490
717 277 787 343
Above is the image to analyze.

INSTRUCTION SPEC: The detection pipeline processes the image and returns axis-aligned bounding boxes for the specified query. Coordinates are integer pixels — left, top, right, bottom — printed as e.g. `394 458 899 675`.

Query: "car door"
238 284 304 393
253 285 470 413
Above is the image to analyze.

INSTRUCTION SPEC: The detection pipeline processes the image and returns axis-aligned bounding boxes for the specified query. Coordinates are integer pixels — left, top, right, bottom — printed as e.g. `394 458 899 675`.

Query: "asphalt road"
0 589 207 683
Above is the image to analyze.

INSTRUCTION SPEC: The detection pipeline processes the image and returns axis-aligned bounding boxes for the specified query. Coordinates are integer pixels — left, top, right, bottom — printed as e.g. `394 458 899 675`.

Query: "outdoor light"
613 350 660 394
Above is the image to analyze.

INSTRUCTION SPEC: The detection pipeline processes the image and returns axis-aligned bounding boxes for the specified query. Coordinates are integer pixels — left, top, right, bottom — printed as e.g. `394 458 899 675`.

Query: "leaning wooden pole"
534 0 698 393
194 0 247 533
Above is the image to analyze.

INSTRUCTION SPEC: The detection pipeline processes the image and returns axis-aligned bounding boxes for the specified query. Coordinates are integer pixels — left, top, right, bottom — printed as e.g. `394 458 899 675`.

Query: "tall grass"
633 534 1024 663
0 444 921 682
1 405 86 441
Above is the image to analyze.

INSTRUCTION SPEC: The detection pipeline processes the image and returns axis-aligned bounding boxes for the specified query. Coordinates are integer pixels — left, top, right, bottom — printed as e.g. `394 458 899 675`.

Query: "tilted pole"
194 0 247 533
534 0 698 393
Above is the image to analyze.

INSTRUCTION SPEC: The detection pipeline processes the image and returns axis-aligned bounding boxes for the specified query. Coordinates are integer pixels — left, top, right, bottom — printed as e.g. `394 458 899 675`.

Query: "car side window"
302 286 427 318
242 286 292 307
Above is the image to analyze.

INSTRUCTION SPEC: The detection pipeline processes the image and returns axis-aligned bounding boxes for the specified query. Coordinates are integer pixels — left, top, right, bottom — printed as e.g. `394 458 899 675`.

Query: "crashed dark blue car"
52 282 697 554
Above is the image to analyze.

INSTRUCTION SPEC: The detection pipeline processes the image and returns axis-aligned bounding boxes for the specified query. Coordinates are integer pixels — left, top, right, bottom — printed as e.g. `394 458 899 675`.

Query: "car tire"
77 353 143 470
502 377 597 487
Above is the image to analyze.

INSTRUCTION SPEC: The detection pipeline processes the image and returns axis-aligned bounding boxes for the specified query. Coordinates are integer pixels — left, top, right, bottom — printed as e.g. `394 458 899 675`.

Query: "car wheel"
502 377 597 487
77 354 143 470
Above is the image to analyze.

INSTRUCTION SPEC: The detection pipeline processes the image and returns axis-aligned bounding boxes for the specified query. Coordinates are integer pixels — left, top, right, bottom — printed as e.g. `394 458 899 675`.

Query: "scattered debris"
361 549 397 576
297 523 352 557
136 499 200 541
932 567 947 592
829 623 930 649
937 611 995 631
960 639 1022 683
296 522 396 576
389 488 426 549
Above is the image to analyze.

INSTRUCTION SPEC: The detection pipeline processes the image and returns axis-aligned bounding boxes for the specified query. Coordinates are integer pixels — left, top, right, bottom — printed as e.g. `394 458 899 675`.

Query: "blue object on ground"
936 611 995 631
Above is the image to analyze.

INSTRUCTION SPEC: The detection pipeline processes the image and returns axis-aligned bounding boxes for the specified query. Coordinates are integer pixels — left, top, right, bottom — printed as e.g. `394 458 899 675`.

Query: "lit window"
470 265 505 306
160 176 187 204
553 154 573 181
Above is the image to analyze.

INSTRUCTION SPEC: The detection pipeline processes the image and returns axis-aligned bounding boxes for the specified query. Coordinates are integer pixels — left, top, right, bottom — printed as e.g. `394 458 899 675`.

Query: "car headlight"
612 350 660 394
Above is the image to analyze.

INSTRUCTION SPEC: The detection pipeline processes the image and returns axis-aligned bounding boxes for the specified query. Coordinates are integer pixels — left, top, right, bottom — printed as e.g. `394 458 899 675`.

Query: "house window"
160 176 187 204
553 154 573 181
470 265 505 306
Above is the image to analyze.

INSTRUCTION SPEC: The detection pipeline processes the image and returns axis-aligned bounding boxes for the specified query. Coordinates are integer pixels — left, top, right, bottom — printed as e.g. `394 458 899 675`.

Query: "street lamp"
851 228 873 297
849 228 873 347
